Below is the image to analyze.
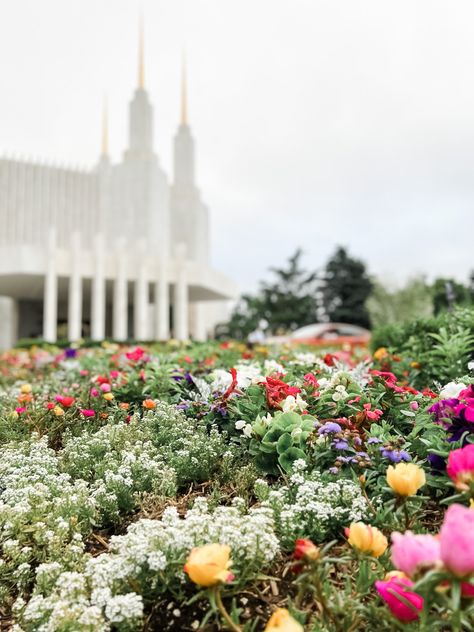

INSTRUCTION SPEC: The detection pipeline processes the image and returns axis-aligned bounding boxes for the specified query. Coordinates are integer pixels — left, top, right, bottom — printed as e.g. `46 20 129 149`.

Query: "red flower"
293 539 320 561
57 395 74 408
261 377 301 409
223 368 239 400
323 353 336 367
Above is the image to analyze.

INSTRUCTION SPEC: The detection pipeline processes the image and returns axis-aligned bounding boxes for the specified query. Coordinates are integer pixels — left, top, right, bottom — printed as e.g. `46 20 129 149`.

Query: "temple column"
113 239 128 341
91 233 106 341
43 227 57 343
154 259 169 340
68 231 82 341
173 245 188 340
134 241 149 340
190 302 207 342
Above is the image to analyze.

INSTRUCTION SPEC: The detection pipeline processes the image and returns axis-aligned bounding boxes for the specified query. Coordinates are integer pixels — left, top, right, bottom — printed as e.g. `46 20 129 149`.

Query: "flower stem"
213 586 242 632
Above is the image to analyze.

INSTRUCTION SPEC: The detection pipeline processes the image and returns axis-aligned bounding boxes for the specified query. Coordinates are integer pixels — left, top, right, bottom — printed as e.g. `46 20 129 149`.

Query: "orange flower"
184 544 233 587
143 399 156 410
346 522 388 557
119 402 130 410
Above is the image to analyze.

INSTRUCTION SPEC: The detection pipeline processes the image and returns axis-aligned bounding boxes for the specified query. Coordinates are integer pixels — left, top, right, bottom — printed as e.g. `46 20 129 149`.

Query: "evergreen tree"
321 247 372 328
217 250 319 338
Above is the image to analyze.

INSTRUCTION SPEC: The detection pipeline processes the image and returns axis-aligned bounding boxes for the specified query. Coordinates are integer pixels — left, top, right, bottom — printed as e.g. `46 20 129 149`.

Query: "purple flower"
367 437 382 445
334 439 349 450
64 348 77 359
318 422 342 435
328 467 339 474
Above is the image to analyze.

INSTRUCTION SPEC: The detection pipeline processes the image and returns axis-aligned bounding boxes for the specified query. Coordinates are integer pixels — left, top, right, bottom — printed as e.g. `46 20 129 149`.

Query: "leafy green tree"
321 247 373 328
366 278 433 328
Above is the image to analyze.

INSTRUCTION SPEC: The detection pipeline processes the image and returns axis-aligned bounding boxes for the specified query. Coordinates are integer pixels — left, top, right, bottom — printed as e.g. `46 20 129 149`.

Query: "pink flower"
110 370 119 379
90 387 99 397
410 401 419 411
100 383 111 393
391 532 440 577
15 406 26 414
375 576 423 622
446 444 474 490
126 347 145 363
80 409 95 418
440 504 474 577
79 369 89 376
363 403 383 421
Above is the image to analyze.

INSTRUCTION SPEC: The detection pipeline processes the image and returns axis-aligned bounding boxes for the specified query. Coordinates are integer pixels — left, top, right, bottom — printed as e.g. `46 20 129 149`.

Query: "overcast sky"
1 0 473 292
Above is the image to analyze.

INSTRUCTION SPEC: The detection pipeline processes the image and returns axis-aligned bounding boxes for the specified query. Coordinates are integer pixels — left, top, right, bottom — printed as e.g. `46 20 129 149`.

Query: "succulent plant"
249 411 316 475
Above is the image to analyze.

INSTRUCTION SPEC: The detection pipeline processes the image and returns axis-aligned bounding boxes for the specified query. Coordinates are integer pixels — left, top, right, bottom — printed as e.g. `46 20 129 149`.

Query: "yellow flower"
103 392 114 401
346 522 388 557
184 544 233 587
386 462 426 497
373 347 388 361
20 384 32 394
264 609 304 632
53 406 65 417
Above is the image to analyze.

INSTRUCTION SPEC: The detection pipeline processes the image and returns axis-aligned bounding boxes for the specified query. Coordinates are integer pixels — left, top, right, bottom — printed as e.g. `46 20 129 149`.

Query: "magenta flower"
446 444 474 490
375 576 423 622
15 406 26 414
440 504 474 577
391 532 441 577
80 409 95 418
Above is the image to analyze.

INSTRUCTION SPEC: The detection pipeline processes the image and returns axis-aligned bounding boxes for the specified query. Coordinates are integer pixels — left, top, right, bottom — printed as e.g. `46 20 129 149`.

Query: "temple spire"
181 53 188 125
101 97 109 157
138 14 145 89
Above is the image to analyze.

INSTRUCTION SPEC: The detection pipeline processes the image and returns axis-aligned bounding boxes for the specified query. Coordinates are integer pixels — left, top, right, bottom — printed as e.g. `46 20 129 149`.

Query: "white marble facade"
0 31 237 349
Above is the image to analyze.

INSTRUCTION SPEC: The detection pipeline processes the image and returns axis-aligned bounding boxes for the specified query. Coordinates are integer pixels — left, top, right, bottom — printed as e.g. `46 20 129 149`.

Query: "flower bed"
0 341 473 630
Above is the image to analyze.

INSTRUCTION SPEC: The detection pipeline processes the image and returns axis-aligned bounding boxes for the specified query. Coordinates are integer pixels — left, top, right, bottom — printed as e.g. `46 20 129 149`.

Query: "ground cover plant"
0 331 473 631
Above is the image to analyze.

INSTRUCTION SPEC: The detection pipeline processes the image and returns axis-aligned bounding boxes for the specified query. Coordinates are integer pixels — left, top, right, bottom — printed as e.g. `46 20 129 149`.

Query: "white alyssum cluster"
258 460 368 548
61 422 178 520
18 498 279 631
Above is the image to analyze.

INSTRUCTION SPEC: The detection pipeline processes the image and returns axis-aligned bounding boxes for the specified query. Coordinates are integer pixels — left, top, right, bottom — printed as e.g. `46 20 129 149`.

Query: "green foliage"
432 277 472 315
320 246 373 329
371 307 474 387
366 277 433 327
249 411 316 475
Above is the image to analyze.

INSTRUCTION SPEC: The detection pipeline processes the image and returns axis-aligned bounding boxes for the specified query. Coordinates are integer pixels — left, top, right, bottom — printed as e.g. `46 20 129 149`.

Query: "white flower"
468 361 474 372
242 424 253 438
234 420 247 431
332 392 343 402
282 395 297 412
439 381 467 399
282 393 308 413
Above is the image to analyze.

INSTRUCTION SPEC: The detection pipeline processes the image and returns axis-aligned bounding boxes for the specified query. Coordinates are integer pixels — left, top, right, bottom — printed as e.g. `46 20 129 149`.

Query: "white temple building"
0 28 237 349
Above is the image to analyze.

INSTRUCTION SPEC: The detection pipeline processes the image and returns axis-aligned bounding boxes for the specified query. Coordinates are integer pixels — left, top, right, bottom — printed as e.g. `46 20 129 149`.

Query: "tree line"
216 247 474 339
